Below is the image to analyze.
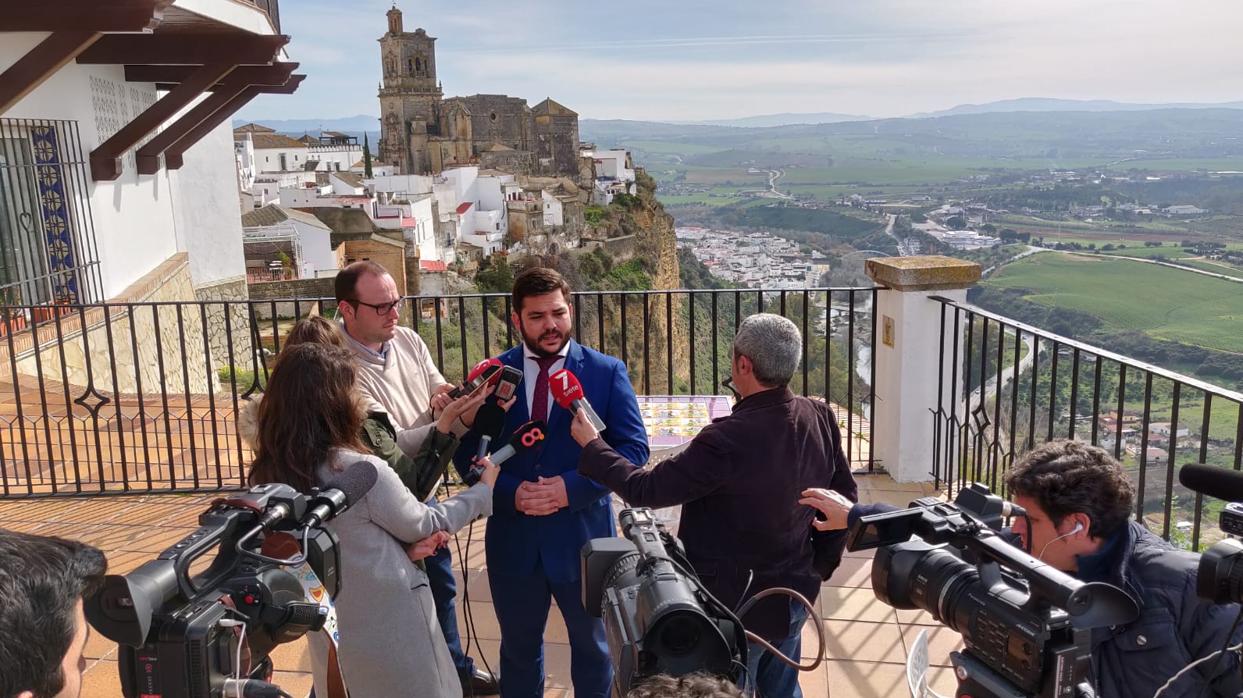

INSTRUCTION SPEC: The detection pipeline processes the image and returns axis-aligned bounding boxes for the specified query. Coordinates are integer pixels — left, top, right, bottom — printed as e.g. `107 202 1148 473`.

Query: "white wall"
3 33 178 299
542 190 564 227
370 174 434 197
291 219 336 276
253 146 311 173
169 122 248 287
308 144 362 172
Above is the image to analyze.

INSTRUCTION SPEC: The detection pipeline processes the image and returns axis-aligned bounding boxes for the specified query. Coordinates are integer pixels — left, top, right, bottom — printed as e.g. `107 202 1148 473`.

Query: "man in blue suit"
456 267 649 698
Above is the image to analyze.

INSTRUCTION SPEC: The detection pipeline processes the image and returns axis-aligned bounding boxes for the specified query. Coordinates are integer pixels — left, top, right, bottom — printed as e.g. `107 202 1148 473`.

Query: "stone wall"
195 276 253 374
247 276 336 320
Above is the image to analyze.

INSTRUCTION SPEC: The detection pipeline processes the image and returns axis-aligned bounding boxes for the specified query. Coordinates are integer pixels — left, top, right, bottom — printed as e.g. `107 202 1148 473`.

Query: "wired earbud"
1038 521 1085 560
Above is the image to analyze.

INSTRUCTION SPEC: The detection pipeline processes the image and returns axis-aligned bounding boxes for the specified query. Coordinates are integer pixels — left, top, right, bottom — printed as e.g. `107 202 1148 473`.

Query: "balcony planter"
31 303 73 325
0 313 27 337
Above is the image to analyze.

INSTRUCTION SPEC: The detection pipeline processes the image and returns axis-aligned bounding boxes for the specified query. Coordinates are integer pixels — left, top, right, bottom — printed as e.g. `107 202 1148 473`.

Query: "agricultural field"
983 254 1243 354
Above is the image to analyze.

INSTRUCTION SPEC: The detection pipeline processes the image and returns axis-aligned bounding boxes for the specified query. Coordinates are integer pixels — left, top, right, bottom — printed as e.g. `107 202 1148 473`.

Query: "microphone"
465 420 546 484
1179 464 1243 502
473 398 507 461
300 461 379 528
449 358 502 398
550 368 606 433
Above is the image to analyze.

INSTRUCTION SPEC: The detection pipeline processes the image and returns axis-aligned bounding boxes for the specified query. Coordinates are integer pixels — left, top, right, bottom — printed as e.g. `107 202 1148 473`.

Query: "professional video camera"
848 483 1139 698
1179 464 1243 605
85 463 378 698
581 509 747 697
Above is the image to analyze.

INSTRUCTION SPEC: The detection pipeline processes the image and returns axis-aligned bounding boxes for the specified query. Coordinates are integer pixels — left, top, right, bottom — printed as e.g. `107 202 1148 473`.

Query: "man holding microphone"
571 312 858 698
456 267 649 698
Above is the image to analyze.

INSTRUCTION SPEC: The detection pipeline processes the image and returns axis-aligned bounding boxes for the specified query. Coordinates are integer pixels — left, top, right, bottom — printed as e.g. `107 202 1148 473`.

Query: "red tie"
530 354 560 422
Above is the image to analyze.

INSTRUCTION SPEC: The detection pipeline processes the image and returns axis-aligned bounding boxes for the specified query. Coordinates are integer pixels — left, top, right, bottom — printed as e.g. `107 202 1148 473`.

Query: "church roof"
532 98 577 117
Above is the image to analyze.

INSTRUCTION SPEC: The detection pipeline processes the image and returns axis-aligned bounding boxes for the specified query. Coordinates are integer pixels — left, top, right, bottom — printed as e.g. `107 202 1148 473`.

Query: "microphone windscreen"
467 357 502 382
474 401 506 440
549 368 584 408
327 461 379 505
1179 464 1243 502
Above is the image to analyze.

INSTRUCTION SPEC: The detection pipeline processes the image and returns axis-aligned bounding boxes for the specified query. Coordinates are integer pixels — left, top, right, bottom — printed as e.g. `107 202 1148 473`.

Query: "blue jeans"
745 599 807 698
426 543 475 675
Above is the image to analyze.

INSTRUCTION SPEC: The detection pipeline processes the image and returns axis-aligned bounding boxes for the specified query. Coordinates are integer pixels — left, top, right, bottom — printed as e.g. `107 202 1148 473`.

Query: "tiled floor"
0 473 963 697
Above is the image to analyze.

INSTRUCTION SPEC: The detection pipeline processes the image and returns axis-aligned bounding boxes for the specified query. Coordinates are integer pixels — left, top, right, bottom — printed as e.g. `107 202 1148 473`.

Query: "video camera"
848 483 1139 698
1179 464 1243 605
581 509 746 697
85 463 377 698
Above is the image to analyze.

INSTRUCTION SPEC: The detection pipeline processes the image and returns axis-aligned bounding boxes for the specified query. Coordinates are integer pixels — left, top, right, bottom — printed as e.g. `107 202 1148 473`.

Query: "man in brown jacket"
571 313 858 698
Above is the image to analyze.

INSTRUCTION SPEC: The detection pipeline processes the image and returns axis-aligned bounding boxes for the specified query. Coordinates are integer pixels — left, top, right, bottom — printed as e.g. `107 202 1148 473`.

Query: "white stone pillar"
866 256 981 482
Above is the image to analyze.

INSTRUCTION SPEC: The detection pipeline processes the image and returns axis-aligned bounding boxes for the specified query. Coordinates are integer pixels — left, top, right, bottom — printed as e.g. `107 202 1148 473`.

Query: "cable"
443 478 496 697
735 587 826 672
1194 606 1243 698
1154 640 1243 698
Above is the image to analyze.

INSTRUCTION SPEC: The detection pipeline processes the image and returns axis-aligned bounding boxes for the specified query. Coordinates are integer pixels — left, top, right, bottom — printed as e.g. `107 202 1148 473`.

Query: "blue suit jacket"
455 340 649 584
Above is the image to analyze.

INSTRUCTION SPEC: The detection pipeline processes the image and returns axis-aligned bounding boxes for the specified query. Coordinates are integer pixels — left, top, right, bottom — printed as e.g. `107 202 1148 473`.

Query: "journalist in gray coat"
308 451 493 698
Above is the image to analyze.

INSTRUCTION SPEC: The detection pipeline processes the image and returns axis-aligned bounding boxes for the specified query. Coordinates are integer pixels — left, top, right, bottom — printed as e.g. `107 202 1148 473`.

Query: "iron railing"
931 297 1243 551
0 287 877 498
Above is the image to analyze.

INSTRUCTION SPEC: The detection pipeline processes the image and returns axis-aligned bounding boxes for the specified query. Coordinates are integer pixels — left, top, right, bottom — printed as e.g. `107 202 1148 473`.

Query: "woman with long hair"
249 342 497 697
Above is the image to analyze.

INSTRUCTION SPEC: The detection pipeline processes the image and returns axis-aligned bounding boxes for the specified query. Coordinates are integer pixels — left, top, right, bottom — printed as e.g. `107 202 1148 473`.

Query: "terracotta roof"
241 204 331 231
250 133 311 149
456 202 473 214
420 260 448 272
332 172 365 189
401 217 417 227
234 123 276 134
532 98 577 117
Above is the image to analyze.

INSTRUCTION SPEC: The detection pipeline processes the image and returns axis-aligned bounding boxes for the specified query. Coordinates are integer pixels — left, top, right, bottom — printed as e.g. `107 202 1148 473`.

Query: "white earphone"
1038 521 1084 560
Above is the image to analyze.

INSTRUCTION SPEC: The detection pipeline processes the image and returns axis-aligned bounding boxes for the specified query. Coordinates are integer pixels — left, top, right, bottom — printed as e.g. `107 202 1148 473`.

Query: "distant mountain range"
909 97 1243 118
233 114 379 133
667 112 871 128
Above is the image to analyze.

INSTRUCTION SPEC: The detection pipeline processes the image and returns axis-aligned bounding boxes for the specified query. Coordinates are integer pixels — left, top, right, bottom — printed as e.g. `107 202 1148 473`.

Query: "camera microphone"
1179 463 1243 502
300 461 379 529
473 399 507 461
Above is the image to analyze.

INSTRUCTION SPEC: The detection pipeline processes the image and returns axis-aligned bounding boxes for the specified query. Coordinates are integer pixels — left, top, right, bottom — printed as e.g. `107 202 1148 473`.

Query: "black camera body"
87 483 343 698
849 483 1138 698
581 509 744 697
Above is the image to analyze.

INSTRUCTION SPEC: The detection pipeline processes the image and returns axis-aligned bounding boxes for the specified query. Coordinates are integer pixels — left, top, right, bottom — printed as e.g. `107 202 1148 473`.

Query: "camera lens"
658 615 703 656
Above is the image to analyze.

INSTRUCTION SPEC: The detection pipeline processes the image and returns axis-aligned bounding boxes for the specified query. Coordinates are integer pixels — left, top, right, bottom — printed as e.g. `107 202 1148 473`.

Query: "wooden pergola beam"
91 63 237 181
0 32 101 115
165 75 305 170
126 62 299 88
0 1 165 32
78 34 288 66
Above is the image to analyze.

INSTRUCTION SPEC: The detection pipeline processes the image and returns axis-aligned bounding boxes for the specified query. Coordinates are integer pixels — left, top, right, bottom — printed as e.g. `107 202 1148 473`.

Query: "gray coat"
308 449 493 698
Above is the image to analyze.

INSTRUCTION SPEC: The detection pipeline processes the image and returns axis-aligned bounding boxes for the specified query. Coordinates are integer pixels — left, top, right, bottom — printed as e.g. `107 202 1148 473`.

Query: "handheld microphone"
550 368 606 432
465 420 546 484
449 358 502 398
300 461 379 528
1179 464 1243 502
473 399 507 461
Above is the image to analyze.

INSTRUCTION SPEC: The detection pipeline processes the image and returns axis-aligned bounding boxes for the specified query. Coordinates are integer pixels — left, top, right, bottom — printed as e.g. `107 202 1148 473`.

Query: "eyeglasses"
721 376 741 400
349 298 404 315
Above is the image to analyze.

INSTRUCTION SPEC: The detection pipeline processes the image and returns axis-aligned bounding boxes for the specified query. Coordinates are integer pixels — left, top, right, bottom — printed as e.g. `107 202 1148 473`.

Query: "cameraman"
802 440 1243 697
572 313 858 698
0 529 107 698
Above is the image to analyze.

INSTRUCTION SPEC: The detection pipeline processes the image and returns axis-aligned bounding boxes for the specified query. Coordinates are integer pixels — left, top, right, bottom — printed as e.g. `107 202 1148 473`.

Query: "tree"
363 133 373 179
946 215 967 230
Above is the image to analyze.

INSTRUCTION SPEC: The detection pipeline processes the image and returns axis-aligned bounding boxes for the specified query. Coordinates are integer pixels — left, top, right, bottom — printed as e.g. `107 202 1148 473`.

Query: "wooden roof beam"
91 63 237 181
0 1 165 32
165 75 305 170
134 64 297 174
78 34 288 66
126 62 298 88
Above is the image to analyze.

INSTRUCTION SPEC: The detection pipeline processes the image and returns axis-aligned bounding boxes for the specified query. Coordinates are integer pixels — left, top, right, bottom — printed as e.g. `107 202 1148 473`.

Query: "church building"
377 6 581 177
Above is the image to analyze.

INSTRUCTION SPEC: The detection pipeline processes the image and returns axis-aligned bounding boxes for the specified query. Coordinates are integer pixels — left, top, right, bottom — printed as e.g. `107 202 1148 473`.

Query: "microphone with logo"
449 358 503 399
550 368 607 433
465 419 547 485
1178 464 1243 604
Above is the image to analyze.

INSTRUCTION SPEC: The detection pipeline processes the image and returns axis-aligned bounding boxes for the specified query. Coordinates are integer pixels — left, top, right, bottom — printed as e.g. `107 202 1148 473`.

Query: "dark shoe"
459 667 499 696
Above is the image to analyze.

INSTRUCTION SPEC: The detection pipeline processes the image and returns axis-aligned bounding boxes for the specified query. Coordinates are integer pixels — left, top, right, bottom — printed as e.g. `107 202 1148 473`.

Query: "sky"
236 0 1243 123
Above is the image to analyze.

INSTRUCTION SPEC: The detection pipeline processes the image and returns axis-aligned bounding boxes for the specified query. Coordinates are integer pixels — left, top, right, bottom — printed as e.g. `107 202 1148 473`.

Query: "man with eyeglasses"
335 260 500 695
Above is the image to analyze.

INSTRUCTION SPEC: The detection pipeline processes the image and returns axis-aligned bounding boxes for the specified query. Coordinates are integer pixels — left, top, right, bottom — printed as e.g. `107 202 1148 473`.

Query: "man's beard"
520 322 570 358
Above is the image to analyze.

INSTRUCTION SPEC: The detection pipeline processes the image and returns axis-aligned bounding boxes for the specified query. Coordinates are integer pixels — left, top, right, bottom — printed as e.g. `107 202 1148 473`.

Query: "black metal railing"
931 297 1243 551
0 119 104 308
0 287 876 498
